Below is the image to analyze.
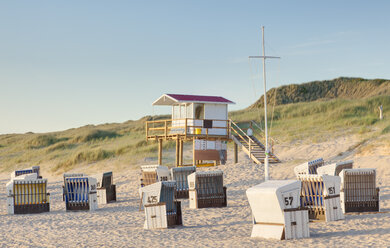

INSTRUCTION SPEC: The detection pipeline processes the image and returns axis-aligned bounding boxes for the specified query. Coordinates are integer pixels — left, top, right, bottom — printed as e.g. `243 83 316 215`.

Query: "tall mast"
261 26 270 181
249 26 280 181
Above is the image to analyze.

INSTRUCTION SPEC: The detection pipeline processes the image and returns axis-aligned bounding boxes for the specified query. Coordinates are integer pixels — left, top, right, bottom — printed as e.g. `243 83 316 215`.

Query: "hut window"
195 104 204 119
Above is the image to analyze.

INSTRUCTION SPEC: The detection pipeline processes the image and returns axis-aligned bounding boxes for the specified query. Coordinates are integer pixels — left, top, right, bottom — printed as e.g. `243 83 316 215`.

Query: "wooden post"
175 138 180 167
193 139 196 166
234 143 238 164
227 120 230 139
165 120 168 139
185 118 188 139
179 140 183 166
158 139 163 165
145 122 148 140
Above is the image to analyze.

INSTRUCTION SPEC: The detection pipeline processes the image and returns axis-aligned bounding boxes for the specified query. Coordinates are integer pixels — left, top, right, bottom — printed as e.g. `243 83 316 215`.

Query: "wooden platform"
147 134 230 142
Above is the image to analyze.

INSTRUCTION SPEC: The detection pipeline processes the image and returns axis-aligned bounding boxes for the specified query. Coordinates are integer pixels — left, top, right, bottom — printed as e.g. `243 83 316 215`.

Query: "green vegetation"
72 129 121 143
231 95 390 143
249 77 390 108
52 149 115 172
26 134 63 149
381 125 390 134
0 77 389 173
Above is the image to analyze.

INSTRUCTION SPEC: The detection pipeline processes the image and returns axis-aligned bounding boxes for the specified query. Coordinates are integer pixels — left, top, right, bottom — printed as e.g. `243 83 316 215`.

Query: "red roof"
166 94 234 104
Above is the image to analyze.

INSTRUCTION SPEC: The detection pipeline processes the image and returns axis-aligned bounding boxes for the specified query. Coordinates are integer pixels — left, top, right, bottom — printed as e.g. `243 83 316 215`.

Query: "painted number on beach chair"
147 195 157 203
328 187 335 195
284 196 293 206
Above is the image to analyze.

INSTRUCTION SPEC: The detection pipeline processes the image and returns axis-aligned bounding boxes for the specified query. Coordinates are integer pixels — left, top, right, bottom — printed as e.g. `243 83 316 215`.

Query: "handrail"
231 120 277 152
145 118 230 139
229 120 259 152
250 120 263 133
149 125 229 130
251 120 278 145
231 119 279 161
147 118 229 123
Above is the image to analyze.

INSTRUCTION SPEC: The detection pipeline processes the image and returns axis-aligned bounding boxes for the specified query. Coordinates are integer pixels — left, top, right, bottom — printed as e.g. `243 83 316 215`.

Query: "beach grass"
0 93 389 173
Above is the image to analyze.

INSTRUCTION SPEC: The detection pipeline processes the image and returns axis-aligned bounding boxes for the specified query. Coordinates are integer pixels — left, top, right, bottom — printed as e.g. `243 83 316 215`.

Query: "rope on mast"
248 58 263 127
269 59 281 140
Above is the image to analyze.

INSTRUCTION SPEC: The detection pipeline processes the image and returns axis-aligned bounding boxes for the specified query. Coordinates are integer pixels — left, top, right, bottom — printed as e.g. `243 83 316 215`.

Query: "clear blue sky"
1 1 390 134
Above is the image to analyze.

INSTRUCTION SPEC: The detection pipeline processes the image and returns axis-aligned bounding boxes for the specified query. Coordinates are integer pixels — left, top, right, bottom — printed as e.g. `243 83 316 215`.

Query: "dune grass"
0 93 389 173
230 95 390 143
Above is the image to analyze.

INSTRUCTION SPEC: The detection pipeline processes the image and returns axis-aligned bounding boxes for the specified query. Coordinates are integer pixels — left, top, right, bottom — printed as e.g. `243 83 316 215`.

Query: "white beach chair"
317 160 353 176
246 180 310 240
64 176 98 211
139 181 182 229
294 158 324 177
340 168 379 213
171 166 196 199
94 171 116 204
6 173 50 214
298 174 344 221
62 173 86 201
11 166 41 179
188 170 227 209
140 165 171 187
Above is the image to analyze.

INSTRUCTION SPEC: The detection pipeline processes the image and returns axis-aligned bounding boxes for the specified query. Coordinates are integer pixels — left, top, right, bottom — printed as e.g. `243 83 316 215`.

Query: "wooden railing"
232 120 276 153
229 120 259 155
145 118 230 140
250 120 277 153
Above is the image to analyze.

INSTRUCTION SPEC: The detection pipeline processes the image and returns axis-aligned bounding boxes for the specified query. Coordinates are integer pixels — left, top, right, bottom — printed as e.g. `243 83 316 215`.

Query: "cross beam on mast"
249 56 280 59
248 26 280 181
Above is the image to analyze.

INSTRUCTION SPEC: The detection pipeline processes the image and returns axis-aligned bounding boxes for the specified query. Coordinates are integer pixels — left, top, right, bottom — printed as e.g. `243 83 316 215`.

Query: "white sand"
0 136 389 247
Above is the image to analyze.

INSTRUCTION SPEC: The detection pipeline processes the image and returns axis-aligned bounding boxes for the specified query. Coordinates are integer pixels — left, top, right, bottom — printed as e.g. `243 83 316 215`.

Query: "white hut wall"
172 103 193 134
204 104 227 135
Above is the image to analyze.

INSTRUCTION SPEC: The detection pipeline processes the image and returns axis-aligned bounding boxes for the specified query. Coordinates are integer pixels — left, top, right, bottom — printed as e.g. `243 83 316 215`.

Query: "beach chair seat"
246 180 310 240
294 158 324 177
340 168 379 213
188 170 227 209
11 166 41 179
140 165 170 187
64 176 98 211
171 166 196 199
95 171 117 204
139 181 182 229
298 174 344 221
317 160 353 176
6 173 50 214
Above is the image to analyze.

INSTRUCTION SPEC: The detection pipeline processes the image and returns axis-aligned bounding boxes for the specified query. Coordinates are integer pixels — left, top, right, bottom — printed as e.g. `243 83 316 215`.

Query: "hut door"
194 104 204 120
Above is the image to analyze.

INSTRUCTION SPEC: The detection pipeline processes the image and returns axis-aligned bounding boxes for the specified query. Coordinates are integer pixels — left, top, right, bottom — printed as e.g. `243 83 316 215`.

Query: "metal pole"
261 26 270 181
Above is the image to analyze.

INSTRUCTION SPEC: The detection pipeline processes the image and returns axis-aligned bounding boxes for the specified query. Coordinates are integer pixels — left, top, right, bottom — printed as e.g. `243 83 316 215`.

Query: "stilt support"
175 138 180 167
234 143 238 164
193 139 196 166
158 139 163 165
179 140 183 166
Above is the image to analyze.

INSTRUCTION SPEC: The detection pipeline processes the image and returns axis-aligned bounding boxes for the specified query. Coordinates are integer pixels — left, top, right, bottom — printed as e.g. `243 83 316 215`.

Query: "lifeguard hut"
146 94 234 167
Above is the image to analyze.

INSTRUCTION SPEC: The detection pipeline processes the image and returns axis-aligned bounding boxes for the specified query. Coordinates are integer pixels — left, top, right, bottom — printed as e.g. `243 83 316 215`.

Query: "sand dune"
0 136 389 247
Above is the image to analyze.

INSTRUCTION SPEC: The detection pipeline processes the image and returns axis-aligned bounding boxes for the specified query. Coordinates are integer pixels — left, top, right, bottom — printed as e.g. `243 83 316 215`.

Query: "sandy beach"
0 135 389 248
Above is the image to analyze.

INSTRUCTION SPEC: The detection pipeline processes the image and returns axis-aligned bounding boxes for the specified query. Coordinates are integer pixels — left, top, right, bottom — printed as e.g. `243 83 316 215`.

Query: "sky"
1 1 390 134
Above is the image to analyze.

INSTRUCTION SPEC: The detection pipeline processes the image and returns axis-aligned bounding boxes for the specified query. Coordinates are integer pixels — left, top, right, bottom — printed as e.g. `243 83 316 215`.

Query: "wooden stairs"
230 120 280 165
